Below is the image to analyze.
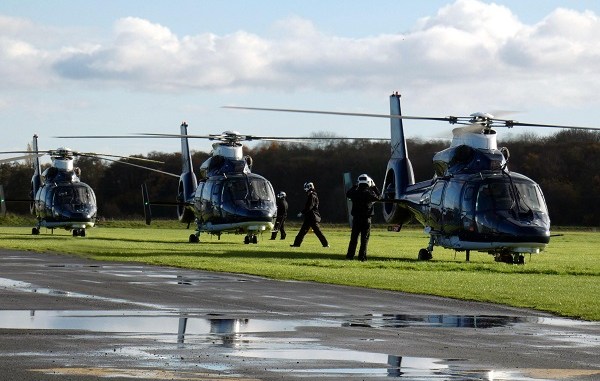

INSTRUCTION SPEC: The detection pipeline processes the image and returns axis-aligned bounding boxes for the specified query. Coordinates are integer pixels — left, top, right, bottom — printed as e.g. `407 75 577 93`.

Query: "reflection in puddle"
0 310 591 380
237 350 542 380
0 310 334 340
344 314 533 329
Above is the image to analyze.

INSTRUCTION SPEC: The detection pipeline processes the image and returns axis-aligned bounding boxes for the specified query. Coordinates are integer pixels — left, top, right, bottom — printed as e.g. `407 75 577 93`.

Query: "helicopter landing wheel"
494 252 513 264
418 248 432 261
32 227 40 235
189 234 199 243
244 236 250 245
515 254 525 265
251 235 258 244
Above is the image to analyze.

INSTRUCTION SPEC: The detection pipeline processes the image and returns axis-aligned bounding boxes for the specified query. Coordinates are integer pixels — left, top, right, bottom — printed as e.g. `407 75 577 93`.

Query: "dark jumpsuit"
291 190 329 247
346 184 380 260
271 197 288 240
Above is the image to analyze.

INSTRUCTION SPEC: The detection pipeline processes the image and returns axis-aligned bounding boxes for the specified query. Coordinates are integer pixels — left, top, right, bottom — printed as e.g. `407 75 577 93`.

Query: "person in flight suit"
270 191 288 240
290 182 329 248
346 174 381 261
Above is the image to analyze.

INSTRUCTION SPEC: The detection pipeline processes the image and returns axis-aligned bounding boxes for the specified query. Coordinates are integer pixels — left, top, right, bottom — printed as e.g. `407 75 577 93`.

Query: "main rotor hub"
212 143 244 160
50 148 75 171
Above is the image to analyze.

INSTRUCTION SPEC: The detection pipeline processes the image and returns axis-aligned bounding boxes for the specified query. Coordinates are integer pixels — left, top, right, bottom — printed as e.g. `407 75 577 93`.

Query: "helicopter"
145 122 279 244
0 134 163 237
224 93 600 263
61 123 382 244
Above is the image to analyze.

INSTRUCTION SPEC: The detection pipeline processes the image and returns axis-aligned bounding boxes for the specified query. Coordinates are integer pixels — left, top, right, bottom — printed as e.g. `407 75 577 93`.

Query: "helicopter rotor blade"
94 156 179 178
223 105 453 123
75 152 164 164
224 106 600 131
55 135 159 139
502 121 600 130
139 133 388 143
0 152 46 164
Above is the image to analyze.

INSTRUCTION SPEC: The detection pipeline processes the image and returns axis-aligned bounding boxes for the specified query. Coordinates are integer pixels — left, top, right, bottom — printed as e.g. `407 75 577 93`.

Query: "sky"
1 0 600 161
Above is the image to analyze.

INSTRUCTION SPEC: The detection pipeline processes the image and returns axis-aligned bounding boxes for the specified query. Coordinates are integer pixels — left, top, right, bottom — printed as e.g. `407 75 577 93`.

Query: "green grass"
0 223 598 321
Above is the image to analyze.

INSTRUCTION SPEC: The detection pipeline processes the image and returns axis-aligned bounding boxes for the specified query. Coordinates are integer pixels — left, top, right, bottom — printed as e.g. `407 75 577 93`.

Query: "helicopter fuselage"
190 172 276 237
395 170 550 255
33 167 97 232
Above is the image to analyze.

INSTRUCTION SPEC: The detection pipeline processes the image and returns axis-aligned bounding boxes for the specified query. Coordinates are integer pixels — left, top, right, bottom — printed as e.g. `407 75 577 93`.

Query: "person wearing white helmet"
290 182 329 248
345 174 380 261
270 191 288 240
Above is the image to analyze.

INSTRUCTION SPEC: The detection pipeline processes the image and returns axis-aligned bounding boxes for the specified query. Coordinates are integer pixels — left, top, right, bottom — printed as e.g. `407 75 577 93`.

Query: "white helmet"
303 182 314 191
277 191 286 198
357 174 370 185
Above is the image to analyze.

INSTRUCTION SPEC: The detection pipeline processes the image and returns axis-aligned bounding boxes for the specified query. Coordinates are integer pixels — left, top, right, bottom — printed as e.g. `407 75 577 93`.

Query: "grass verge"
0 223 598 321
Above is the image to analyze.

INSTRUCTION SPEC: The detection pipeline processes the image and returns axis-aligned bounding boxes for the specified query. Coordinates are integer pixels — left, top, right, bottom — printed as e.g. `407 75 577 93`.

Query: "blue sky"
1 0 600 159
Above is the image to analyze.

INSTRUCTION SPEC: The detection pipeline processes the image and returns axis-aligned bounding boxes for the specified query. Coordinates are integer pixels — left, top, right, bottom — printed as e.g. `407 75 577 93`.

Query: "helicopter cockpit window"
226 180 248 201
476 181 547 213
248 178 273 201
55 188 74 204
476 183 511 211
55 186 94 205
513 182 548 213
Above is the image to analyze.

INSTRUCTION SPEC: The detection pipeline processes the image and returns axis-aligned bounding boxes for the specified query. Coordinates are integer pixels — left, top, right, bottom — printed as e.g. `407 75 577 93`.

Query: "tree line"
1 129 598 226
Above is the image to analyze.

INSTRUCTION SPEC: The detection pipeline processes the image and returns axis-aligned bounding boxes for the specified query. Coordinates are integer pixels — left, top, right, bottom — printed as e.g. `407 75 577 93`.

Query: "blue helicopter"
0 135 160 236
225 93 600 263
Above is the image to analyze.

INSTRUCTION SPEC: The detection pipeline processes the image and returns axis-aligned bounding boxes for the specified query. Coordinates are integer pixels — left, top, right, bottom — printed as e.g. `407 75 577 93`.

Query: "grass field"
0 221 598 321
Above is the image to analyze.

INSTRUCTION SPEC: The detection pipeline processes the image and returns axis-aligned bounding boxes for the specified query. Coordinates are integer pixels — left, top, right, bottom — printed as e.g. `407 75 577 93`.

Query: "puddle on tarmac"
0 310 337 338
0 309 595 380
1 276 598 380
0 276 162 309
0 310 549 380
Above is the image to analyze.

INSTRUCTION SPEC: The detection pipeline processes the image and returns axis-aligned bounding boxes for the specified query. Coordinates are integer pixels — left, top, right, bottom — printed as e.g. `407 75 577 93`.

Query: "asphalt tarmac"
0 248 598 381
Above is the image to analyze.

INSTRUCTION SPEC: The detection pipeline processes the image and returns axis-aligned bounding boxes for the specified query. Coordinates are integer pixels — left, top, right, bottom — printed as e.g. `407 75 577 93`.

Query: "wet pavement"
0 249 598 380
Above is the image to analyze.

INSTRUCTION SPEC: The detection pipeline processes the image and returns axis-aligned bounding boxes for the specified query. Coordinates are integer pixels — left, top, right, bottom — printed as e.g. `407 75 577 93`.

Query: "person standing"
290 182 329 248
271 191 288 240
346 174 380 261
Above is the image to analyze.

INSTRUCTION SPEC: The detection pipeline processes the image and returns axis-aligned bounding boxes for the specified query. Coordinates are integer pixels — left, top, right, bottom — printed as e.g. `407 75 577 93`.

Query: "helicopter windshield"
54 185 94 205
476 181 547 214
225 177 274 202
248 178 273 201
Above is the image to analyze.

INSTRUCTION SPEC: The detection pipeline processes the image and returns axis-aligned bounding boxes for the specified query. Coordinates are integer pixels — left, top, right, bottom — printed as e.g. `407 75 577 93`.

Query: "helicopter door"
460 185 476 233
200 181 213 220
211 182 223 219
441 180 463 234
194 182 204 216
428 180 446 230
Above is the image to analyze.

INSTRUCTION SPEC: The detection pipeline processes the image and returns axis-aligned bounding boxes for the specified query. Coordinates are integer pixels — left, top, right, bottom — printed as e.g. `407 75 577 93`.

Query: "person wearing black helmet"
290 182 329 248
271 191 288 240
346 174 380 261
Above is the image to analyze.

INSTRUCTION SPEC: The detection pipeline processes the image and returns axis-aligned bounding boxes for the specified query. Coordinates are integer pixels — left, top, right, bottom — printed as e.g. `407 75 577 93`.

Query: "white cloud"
1 0 600 110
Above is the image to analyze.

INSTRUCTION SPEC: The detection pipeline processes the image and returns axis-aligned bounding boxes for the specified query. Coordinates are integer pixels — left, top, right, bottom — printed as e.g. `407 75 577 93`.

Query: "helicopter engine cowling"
177 173 196 224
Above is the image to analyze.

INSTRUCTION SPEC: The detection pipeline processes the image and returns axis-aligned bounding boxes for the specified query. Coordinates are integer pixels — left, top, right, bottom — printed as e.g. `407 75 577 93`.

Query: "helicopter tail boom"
382 93 415 225
177 122 197 224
